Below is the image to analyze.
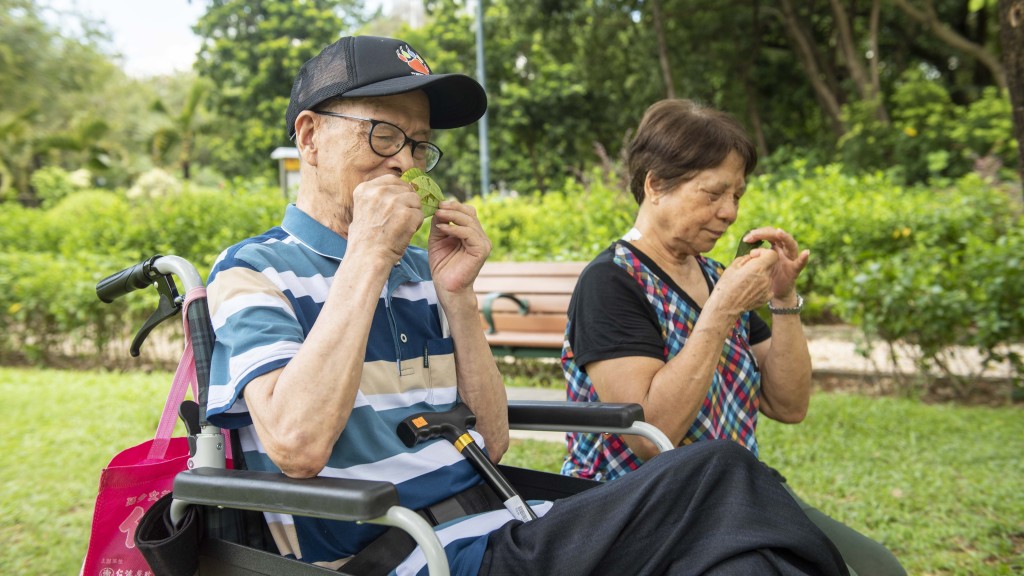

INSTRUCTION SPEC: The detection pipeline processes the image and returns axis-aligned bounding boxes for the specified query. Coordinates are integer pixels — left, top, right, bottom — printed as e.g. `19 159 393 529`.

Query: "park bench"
474 261 588 358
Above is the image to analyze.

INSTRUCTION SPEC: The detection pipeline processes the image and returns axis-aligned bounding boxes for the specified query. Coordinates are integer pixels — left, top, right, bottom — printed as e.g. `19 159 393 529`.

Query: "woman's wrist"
770 292 800 308
768 293 804 315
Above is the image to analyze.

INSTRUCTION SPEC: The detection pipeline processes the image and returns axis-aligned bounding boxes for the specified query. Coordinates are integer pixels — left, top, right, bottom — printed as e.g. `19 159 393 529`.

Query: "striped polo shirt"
206 204 519 574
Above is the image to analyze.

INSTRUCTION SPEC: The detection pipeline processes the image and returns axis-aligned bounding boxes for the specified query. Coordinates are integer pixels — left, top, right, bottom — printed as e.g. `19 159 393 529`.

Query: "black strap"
341 483 505 575
340 527 416 576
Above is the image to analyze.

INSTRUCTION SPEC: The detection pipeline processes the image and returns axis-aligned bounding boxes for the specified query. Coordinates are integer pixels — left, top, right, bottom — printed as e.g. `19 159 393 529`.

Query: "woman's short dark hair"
627 99 757 205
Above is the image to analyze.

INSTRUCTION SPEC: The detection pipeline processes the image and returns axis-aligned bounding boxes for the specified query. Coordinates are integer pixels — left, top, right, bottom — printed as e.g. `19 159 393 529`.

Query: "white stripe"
392 282 437 304
211 292 297 330
209 342 300 409
265 511 295 527
225 397 249 414
394 501 555 576
212 250 227 269
265 268 331 302
352 386 458 411
316 430 486 485
239 426 263 452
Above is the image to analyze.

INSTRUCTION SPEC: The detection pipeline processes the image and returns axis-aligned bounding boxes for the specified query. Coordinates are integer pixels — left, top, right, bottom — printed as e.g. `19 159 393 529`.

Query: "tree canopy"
1 0 1022 202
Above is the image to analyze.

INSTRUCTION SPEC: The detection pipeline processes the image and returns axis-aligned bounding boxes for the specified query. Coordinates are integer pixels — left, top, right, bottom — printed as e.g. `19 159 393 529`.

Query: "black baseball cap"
285 35 487 139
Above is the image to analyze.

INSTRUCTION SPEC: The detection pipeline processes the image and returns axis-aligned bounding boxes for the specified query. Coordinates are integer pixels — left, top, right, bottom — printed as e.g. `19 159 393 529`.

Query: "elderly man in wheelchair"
117 35 849 576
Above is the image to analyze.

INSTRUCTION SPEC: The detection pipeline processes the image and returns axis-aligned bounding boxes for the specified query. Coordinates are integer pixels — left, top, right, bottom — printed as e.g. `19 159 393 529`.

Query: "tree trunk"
870 0 883 92
650 0 676 99
776 0 846 136
745 0 769 157
999 0 1024 192
893 0 1008 89
829 0 890 123
829 0 872 99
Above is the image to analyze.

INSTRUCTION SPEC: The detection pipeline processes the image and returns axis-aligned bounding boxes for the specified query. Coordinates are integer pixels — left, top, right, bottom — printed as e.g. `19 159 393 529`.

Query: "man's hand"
347 175 424 264
427 200 491 295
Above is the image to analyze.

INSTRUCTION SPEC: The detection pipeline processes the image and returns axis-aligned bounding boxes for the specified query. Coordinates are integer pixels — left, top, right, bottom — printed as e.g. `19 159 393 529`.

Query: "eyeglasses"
313 111 443 172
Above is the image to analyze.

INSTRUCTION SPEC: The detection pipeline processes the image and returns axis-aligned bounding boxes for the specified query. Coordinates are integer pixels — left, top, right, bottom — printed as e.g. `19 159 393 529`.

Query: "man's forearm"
246 252 392 476
440 290 509 461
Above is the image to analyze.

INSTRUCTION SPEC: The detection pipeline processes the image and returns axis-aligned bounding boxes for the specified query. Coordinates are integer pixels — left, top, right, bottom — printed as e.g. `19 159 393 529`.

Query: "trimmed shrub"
1 169 1021 396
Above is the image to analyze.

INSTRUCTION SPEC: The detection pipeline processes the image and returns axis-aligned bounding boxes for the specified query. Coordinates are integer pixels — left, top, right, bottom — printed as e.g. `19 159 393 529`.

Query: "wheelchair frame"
98 254 673 576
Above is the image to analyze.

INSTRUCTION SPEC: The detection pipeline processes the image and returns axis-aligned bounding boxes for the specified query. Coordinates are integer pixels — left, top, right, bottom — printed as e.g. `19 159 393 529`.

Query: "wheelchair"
97 254 674 576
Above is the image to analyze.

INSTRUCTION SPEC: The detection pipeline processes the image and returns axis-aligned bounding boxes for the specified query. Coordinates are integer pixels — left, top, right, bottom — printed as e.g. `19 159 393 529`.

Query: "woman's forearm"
757 314 812 422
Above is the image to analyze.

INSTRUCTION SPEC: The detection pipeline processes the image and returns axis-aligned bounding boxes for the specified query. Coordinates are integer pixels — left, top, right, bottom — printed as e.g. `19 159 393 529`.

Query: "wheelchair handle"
96 256 163 303
97 255 206 303
398 404 537 522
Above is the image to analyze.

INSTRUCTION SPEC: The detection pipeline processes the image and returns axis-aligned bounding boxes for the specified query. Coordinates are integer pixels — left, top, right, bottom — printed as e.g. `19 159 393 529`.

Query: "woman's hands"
740 227 810 302
714 248 777 316
712 227 809 314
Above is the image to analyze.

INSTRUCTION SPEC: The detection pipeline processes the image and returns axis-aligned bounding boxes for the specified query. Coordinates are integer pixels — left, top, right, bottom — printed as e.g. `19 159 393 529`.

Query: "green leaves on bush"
2 164 1021 396
470 170 637 261
838 69 1019 185
0 252 142 363
1 182 285 362
711 164 1023 396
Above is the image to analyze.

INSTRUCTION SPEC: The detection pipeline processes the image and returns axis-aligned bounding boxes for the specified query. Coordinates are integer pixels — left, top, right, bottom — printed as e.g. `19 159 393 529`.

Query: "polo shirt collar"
281 204 427 287
282 204 347 259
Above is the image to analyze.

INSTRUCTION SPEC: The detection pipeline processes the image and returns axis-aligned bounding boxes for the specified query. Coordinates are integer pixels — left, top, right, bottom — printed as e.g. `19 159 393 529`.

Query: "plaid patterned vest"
562 242 762 481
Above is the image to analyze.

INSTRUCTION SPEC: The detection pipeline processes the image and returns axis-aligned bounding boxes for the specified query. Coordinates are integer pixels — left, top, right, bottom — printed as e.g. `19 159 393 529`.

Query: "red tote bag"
80 288 227 576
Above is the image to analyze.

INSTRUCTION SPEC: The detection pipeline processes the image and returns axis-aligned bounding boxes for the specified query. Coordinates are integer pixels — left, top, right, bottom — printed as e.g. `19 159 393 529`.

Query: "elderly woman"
561 99 905 576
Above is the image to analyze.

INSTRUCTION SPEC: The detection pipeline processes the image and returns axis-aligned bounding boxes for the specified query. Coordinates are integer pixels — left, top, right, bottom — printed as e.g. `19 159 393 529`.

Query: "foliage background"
1 3 1023 574
3 0 1023 203
2 164 1021 396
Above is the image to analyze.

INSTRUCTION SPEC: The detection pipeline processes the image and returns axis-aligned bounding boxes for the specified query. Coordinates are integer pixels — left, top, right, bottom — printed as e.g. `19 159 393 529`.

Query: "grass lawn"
1 367 1021 575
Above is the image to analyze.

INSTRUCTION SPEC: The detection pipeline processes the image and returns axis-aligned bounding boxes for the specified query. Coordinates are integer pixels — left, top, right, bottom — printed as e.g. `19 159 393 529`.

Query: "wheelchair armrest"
508 400 644 429
173 469 451 575
507 400 674 453
174 468 398 521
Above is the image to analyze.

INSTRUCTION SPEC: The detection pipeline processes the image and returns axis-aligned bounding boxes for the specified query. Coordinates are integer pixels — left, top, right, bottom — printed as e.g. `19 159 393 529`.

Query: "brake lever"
129 273 181 357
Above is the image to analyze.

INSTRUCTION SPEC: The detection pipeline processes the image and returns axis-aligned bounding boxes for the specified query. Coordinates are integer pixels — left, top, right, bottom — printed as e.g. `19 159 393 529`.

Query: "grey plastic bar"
151 255 204 292
367 506 449 576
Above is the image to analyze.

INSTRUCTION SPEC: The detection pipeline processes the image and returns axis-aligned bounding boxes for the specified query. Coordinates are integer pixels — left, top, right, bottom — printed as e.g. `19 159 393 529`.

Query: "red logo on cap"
396 45 430 75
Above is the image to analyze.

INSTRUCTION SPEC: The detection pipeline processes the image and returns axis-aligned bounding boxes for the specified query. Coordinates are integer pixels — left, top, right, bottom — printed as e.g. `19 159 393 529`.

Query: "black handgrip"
396 404 476 448
96 256 160 303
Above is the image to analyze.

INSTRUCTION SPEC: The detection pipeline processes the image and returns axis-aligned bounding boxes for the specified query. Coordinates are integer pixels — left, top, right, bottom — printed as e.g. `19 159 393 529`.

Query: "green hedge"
0 180 284 363
2 165 1021 394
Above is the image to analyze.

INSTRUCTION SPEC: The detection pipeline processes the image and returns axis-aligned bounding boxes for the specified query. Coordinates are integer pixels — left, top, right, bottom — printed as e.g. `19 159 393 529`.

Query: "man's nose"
384 144 417 174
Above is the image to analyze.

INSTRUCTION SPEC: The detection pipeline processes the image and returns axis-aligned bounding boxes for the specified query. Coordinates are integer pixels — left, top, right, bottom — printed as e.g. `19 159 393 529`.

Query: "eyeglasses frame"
311 110 443 172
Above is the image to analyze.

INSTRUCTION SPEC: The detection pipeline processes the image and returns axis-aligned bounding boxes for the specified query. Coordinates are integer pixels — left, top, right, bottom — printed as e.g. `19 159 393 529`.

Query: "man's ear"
294 111 318 167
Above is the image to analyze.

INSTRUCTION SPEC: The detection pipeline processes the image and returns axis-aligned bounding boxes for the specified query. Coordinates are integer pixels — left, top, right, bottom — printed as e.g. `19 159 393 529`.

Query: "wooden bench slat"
473 277 581 294
475 294 572 314
473 261 587 358
485 332 565 348
483 314 569 333
479 262 587 276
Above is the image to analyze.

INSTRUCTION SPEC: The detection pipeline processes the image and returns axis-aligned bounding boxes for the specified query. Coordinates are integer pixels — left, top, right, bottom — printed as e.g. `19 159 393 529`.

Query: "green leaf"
402 168 444 218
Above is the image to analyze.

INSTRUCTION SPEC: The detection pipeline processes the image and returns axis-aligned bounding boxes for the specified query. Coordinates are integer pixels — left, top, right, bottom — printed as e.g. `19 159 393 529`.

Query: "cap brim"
343 73 487 129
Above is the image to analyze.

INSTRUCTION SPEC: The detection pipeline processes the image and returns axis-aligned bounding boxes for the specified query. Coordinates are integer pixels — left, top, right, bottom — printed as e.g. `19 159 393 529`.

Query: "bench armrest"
174 468 398 521
507 400 674 453
481 292 529 334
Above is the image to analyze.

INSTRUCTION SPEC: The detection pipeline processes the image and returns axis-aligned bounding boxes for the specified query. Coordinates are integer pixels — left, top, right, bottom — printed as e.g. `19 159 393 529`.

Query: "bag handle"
146 287 204 461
